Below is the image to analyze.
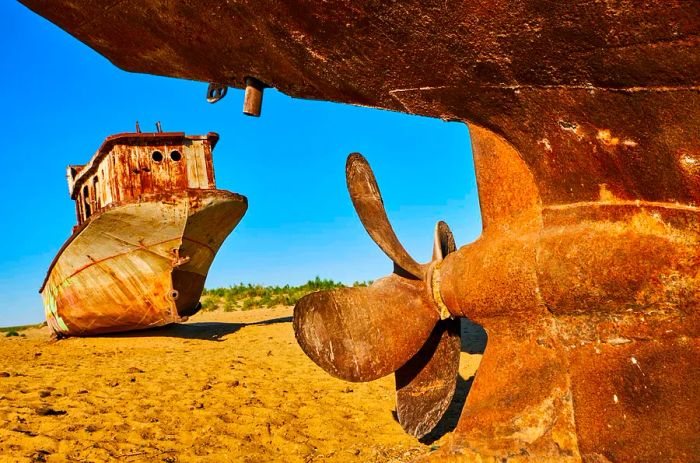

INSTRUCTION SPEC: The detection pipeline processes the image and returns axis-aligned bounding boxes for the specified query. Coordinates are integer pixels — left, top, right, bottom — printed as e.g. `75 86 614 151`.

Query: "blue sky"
1 2 481 326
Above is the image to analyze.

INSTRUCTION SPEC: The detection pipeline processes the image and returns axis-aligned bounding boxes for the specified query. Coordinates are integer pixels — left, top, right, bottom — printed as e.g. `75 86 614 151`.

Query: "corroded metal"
243 77 266 117
345 153 426 279
19 1 700 460
207 83 228 103
395 223 460 438
298 152 699 460
296 155 462 437
42 132 247 337
294 272 439 382
395 318 461 439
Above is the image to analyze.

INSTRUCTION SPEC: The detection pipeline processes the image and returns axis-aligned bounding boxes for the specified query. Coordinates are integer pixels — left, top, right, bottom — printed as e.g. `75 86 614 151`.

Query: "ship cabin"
66 132 219 228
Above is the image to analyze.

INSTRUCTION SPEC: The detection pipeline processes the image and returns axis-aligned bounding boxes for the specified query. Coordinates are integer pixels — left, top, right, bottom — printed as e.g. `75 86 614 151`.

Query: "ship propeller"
294 153 461 437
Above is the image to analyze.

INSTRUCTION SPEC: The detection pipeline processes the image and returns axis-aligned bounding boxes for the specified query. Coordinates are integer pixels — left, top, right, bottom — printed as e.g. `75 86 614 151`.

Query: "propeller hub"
425 260 453 320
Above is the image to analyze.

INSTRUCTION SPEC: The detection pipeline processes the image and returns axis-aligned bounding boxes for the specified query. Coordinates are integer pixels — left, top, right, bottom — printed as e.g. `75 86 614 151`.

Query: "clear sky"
1 2 482 327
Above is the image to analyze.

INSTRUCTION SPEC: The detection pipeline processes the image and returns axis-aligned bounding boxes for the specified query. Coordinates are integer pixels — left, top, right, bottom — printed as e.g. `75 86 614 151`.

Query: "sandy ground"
0 308 483 463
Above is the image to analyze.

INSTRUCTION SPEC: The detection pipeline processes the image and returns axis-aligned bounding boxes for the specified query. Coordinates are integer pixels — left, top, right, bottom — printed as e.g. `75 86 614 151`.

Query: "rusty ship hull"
41 189 247 336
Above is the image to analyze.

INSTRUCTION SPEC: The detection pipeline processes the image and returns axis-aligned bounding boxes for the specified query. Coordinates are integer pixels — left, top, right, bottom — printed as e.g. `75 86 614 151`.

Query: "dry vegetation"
1 324 44 338
200 277 371 312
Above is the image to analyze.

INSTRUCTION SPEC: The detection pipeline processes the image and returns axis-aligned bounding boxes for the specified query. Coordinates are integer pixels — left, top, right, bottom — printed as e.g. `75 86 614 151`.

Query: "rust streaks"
65 236 182 281
544 199 699 212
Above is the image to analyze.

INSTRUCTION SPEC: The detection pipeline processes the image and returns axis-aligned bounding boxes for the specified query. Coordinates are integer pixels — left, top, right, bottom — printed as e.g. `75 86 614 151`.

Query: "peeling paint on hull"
42 190 246 337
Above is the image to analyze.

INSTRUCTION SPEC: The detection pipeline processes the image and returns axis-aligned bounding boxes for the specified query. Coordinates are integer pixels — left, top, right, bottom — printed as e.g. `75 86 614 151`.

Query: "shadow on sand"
97 316 293 341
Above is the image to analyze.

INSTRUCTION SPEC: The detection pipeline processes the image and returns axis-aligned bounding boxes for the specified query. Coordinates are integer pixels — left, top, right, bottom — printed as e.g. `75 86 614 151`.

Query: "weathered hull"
41 189 247 336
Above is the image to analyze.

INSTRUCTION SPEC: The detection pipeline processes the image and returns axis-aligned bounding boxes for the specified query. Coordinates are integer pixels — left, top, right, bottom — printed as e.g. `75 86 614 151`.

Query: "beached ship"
40 129 247 336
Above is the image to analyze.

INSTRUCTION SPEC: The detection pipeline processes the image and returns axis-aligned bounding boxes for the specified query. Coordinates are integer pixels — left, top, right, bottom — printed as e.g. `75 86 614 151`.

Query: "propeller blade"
346 153 425 279
293 273 439 382
395 317 462 437
433 220 456 261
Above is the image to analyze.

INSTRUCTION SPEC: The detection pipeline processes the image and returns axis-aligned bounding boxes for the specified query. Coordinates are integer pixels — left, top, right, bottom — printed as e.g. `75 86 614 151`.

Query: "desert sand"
0 307 483 463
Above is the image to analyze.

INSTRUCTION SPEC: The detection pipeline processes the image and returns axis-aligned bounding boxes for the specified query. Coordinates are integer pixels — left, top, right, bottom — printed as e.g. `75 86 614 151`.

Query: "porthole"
152 150 163 162
170 150 182 161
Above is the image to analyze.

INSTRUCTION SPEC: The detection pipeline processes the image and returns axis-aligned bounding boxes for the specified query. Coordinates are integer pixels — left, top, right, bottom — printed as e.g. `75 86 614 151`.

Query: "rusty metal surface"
346 153 426 279
42 134 247 337
16 2 699 113
395 316 461 439
294 273 439 382
434 128 699 461
243 77 266 117
19 1 700 460
298 151 699 460
295 155 462 437
394 220 460 438
66 132 219 225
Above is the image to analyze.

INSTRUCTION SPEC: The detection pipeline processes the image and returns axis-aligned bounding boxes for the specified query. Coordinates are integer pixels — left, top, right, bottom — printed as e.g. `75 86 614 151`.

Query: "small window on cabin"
83 185 92 219
170 150 182 161
152 150 164 162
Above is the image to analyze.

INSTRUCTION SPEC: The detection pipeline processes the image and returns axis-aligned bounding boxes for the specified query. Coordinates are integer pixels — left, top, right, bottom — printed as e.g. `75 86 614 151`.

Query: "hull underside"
41 189 247 336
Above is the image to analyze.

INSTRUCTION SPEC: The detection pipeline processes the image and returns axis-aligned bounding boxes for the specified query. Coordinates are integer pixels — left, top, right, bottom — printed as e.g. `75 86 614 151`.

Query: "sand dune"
0 308 482 462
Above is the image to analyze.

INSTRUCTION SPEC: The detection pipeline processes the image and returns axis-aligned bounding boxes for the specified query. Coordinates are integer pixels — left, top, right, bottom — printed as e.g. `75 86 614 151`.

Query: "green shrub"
200 277 371 312
201 298 218 311
222 299 237 312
